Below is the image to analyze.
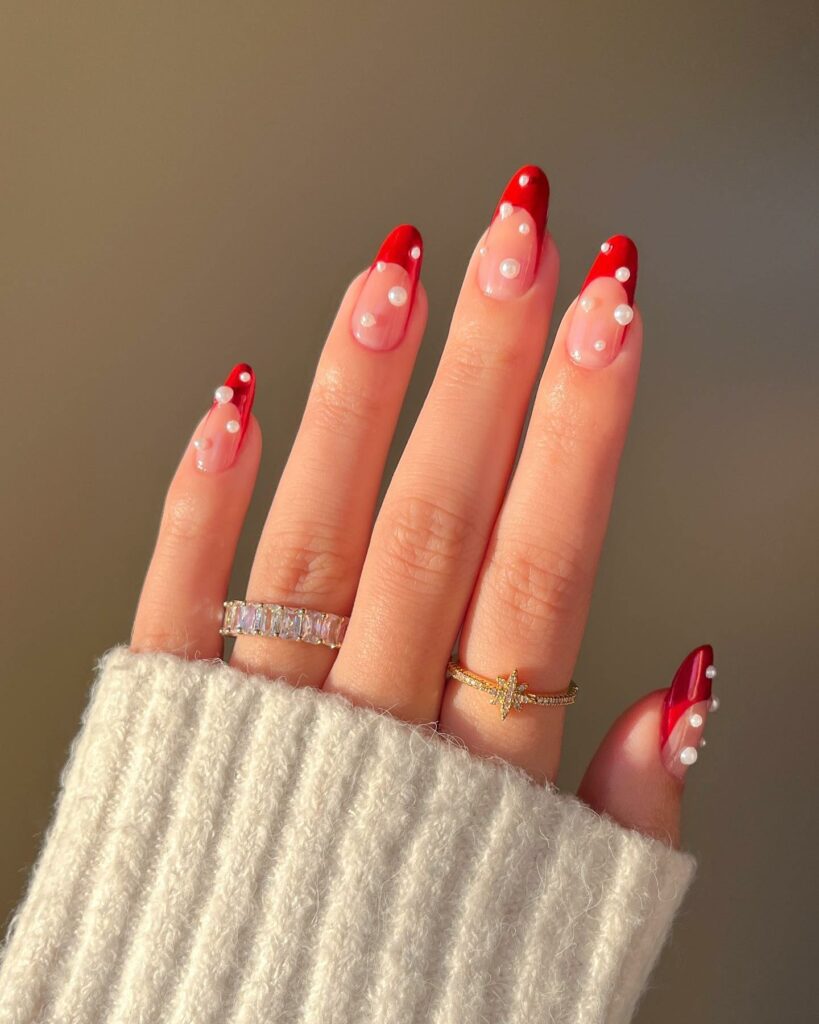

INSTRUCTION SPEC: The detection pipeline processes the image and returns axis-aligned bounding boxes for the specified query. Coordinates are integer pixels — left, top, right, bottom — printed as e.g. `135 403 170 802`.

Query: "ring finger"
439 236 642 782
231 225 427 686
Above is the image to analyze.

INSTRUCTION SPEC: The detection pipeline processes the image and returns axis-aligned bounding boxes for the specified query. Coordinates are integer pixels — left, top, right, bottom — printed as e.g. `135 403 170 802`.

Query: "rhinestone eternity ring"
220 600 349 649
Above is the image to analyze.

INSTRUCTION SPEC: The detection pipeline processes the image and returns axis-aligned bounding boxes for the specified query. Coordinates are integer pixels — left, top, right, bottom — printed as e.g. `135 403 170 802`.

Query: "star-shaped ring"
446 662 578 719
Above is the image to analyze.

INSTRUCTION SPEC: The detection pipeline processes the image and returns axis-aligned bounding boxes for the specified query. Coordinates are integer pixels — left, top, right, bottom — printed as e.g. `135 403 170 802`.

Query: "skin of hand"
132 167 718 850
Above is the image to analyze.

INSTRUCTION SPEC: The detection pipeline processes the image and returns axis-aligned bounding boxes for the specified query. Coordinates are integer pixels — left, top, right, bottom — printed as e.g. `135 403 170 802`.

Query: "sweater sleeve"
0 648 695 1024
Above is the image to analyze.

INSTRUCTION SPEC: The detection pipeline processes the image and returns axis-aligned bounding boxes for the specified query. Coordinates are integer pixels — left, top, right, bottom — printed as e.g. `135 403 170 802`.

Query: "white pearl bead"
410 245 421 260
571 349 582 361
709 696 720 712
579 295 595 313
600 242 612 254
705 665 717 680
376 261 386 272
518 223 530 235
518 173 530 186
225 419 240 434
615 266 631 283
359 312 376 327
388 285 408 307
699 737 707 748
193 437 211 451
613 304 634 326
214 385 233 404
680 746 698 766
499 258 520 279
239 371 251 383
499 202 513 219
689 712 704 728
479 246 487 255
593 339 606 352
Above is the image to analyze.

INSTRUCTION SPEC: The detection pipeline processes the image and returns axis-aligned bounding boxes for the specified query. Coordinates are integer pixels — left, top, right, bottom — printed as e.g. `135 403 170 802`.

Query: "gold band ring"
446 661 578 720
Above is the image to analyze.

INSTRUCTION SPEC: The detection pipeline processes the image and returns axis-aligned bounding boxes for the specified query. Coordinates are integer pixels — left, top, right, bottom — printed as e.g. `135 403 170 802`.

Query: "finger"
578 645 718 846
326 166 556 720
230 226 427 686
439 237 640 782
132 364 260 658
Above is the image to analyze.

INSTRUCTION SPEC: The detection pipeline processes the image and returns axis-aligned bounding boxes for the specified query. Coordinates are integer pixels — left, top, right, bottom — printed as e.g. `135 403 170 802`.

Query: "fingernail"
566 235 638 368
193 363 255 473
351 225 423 352
478 164 550 300
660 645 718 781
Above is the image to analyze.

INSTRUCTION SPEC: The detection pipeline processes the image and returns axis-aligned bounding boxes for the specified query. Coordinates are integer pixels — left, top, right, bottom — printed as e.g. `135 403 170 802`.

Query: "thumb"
577 645 718 848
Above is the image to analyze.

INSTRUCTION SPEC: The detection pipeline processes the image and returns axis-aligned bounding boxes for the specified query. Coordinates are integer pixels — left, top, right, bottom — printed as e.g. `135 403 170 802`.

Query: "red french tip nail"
491 164 550 246
582 235 638 305
221 363 256 446
373 224 423 284
660 645 714 748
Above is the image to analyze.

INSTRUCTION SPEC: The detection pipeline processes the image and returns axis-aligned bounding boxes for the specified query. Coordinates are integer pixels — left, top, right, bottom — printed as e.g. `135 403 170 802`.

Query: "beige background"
2 2 817 1019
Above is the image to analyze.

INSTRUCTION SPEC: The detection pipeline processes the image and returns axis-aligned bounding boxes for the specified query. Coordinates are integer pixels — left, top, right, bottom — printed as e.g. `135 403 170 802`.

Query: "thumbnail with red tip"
660 645 718 781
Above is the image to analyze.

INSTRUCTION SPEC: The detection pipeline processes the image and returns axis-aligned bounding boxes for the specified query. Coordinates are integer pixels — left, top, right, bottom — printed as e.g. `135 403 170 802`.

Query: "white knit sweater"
0 648 695 1023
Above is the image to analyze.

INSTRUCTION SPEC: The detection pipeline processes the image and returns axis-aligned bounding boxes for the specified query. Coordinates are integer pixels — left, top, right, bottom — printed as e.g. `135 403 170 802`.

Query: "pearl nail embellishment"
660 645 718 781
352 225 423 352
566 235 638 370
478 164 550 302
194 363 255 474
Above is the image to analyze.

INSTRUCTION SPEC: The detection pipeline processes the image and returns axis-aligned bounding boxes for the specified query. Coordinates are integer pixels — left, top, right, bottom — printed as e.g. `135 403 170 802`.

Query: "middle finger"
325 166 557 720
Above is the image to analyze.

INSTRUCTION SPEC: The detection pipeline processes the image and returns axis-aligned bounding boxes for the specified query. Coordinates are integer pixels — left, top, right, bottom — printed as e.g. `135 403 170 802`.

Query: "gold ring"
446 661 578 720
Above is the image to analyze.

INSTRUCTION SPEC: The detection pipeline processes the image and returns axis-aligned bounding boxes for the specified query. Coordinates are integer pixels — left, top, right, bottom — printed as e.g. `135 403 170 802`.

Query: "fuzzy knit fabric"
0 648 695 1024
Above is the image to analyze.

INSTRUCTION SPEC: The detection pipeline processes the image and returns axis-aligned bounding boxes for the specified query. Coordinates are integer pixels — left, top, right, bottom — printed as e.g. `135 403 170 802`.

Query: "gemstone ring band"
221 600 349 649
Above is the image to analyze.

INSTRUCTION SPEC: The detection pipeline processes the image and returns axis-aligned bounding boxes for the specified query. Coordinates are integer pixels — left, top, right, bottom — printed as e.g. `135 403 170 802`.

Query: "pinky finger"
131 364 261 659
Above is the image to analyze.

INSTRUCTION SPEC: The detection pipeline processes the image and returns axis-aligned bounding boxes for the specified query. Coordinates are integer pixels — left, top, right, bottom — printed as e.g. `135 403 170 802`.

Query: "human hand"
131 165 717 848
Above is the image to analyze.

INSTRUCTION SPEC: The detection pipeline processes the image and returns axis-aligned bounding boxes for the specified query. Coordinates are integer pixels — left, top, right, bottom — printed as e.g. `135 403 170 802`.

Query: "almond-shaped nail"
193 363 255 473
566 235 638 368
478 164 550 301
660 645 718 781
351 225 423 352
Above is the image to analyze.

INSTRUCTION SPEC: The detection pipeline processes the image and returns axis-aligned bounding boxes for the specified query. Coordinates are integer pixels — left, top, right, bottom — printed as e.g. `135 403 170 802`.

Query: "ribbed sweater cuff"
0 648 695 1024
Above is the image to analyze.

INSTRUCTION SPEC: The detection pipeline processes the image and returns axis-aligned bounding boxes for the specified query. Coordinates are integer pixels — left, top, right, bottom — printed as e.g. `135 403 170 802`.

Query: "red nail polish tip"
583 235 638 304
374 224 423 283
491 164 550 242
660 645 714 747
219 362 255 444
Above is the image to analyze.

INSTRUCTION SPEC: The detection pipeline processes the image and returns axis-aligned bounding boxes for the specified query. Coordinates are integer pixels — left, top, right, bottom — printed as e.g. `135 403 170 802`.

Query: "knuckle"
161 492 214 546
259 524 358 602
308 368 386 438
441 323 524 390
484 535 591 632
377 494 474 594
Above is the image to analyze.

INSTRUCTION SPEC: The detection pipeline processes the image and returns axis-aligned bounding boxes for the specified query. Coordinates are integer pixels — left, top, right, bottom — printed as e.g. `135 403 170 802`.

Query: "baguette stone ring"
446 661 578 720
221 600 349 649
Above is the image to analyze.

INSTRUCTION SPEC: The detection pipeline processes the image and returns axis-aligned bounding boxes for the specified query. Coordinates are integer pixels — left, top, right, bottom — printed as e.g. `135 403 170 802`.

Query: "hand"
131 166 716 848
